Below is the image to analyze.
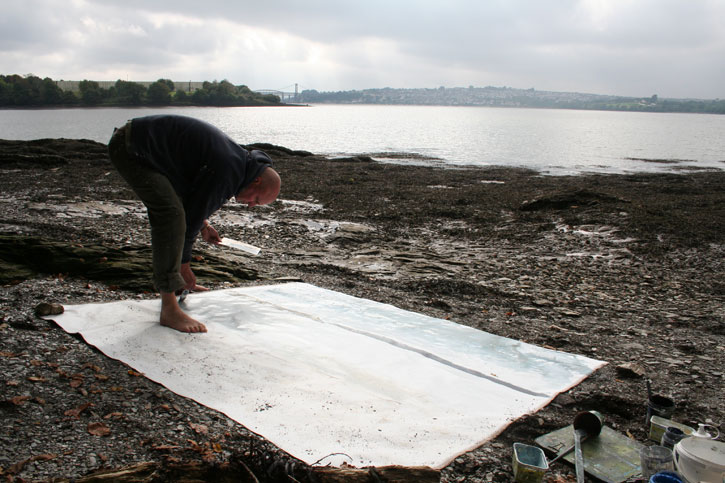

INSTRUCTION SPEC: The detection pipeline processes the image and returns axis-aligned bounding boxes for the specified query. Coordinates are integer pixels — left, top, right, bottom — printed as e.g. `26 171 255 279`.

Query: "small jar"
661 426 685 450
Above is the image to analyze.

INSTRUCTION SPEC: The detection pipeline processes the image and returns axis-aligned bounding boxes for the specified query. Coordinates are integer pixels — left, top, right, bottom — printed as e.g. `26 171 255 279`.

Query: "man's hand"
200 223 221 245
180 262 208 292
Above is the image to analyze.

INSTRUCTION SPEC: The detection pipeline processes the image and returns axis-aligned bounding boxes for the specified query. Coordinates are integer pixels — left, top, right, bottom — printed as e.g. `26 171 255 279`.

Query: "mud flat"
1 138 723 482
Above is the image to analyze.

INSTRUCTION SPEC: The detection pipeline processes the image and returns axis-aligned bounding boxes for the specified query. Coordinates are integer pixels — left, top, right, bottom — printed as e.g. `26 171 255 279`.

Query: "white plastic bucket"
673 437 725 483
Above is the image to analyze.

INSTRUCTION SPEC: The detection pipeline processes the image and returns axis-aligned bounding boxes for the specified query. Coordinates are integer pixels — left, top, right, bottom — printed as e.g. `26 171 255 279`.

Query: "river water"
1 105 723 175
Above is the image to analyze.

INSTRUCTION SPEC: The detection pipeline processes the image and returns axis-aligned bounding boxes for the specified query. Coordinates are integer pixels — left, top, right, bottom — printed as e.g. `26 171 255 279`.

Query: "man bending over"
108 114 281 333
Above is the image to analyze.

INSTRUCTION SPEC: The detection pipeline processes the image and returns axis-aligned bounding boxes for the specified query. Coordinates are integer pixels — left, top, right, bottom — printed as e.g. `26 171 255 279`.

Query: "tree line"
0 74 281 107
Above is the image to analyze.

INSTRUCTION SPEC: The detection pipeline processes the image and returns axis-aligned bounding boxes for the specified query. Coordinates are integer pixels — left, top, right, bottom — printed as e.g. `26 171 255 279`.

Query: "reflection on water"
1 105 723 175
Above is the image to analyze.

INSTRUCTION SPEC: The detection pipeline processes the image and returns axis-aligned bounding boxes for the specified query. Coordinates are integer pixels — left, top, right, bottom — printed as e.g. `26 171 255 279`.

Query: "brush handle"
574 429 585 483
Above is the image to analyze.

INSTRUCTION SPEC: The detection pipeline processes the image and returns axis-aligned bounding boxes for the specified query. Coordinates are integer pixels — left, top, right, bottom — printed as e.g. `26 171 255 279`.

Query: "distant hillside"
297 86 725 114
3 74 723 113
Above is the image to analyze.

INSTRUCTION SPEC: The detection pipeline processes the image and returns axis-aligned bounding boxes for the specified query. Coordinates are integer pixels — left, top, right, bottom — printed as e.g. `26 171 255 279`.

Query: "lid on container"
676 437 725 468
692 423 719 439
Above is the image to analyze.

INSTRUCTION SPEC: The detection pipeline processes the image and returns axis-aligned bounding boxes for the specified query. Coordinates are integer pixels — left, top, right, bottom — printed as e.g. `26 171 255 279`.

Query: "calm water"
1 105 723 175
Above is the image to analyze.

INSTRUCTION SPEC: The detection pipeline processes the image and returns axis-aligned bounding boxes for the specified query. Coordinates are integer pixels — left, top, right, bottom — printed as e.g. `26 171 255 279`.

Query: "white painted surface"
51 282 605 468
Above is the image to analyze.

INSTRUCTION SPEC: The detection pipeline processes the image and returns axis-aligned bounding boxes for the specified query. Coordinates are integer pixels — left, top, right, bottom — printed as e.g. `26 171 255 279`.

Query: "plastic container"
512 443 548 483
647 395 675 426
648 470 683 483
661 427 686 450
649 416 695 443
640 445 674 480
673 437 725 483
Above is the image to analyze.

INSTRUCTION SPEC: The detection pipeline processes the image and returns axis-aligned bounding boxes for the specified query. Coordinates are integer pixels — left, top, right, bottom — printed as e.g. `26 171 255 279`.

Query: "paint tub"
673 437 725 483
513 443 548 483
649 470 683 483
661 427 686 450
647 395 675 427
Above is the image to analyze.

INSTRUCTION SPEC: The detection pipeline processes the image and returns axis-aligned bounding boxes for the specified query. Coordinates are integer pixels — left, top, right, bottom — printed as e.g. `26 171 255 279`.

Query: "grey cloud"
2 0 724 98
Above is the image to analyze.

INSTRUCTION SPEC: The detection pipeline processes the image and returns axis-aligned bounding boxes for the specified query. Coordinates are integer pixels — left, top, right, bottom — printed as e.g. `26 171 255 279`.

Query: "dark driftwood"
69 461 256 483
313 465 441 482
66 461 441 483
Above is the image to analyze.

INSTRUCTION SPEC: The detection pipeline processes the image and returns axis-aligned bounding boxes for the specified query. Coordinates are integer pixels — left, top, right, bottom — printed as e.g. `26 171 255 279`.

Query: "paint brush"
574 428 586 483
219 237 261 255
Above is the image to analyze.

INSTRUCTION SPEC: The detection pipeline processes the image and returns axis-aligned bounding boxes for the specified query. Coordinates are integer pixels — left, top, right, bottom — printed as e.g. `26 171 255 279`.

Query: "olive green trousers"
107 123 186 294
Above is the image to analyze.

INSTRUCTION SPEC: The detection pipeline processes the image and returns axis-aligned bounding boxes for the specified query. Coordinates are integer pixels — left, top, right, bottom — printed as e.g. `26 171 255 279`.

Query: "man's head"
235 167 281 207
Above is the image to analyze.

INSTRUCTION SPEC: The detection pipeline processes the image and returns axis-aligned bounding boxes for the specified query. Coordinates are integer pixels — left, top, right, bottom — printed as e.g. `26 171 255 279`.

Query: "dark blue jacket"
128 115 271 262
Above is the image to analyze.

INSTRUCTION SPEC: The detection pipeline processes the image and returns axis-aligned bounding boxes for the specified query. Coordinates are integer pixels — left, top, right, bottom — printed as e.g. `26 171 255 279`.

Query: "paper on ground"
49 282 605 468
220 237 260 255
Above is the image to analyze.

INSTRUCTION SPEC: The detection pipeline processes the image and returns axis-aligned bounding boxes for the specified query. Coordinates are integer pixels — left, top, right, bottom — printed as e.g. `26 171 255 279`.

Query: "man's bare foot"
160 309 207 333
160 292 207 333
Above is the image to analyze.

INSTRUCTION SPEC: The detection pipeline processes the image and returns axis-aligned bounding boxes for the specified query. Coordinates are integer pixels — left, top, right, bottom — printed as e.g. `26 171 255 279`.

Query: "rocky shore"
1 138 723 482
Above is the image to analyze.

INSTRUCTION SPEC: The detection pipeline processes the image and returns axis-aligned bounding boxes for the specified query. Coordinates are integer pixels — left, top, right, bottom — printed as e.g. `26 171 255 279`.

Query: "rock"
533 299 554 306
34 302 64 317
0 234 260 291
519 306 539 313
620 342 646 351
616 362 646 378
519 189 624 211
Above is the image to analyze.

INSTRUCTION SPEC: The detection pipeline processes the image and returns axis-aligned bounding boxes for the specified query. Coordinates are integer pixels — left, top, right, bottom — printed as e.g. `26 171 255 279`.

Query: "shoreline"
1 139 723 482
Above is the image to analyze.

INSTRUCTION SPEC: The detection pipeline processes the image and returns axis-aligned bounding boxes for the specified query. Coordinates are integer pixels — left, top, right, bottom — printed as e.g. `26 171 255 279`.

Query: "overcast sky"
2 0 724 99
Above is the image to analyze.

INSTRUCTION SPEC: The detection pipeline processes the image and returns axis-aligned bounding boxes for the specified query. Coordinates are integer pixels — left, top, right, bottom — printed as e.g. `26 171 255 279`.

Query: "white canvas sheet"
50 282 605 468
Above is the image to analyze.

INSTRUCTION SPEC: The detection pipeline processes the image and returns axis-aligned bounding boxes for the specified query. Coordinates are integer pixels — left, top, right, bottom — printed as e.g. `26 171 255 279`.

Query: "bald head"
235 167 281 207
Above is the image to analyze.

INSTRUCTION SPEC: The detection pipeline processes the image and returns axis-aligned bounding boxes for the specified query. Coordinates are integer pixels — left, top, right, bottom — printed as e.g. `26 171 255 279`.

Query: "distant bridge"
254 84 303 103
